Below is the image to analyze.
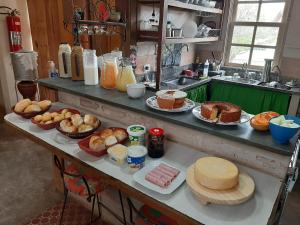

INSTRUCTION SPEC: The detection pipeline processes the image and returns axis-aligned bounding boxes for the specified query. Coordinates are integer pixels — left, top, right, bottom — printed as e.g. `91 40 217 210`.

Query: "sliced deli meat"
145 163 180 188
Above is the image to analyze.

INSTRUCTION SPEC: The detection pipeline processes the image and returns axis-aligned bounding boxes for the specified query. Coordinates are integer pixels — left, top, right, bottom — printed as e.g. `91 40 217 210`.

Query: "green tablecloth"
209 81 291 115
187 85 208 103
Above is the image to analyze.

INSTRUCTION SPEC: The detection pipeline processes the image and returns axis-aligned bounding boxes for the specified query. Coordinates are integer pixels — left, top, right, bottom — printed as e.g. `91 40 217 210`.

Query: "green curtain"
209 81 290 115
187 85 208 103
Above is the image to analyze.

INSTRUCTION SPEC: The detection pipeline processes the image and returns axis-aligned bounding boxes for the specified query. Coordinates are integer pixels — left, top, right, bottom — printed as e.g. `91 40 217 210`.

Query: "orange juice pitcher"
116 58 137 92
100 56 118 89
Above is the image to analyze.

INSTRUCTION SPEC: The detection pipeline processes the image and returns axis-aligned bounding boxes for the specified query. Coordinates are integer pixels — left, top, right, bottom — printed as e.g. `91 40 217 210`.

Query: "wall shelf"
164 36 219 44
168 0 223 14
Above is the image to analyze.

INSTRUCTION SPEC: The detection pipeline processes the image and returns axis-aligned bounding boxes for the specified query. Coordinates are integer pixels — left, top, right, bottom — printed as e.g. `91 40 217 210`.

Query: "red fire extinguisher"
0 7 22 52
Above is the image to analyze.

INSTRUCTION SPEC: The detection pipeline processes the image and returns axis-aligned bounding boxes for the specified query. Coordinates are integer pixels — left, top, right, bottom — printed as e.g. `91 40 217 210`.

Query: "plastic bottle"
47 61 59 78
203 59 209 77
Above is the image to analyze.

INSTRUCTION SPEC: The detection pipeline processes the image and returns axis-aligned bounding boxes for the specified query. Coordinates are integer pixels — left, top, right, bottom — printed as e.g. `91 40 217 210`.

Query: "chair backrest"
53 155 93 201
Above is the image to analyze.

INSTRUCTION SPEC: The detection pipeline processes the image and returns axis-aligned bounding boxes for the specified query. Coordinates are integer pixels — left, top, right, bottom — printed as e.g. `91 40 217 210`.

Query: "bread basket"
78 127 128 157
12 104 51 119
56 120 101 139
31 108 80 130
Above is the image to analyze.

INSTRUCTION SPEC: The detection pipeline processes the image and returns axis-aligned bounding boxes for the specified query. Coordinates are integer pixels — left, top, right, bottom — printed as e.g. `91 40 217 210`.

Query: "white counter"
5 103 283 225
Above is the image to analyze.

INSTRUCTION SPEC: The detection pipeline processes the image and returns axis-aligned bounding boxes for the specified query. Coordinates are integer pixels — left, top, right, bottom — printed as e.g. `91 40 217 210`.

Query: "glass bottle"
100 56 118 89
83 49 99 85
116 58 137 92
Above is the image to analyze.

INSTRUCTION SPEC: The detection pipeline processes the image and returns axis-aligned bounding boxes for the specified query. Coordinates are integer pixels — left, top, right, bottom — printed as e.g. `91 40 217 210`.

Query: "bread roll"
84 114 100 128
34 115 43 122
60 119 77 133
113 129 127 141
42 113 52 122
51 112 59 118
24 104 41 113
64 111 72 119
14 99 31 112
45 120 53 125
61 109 69 115
38 100 51 110
71 114 83 127
89 136 105 151
105 135 118 147
100 129 113 139
78 124 93 133
53 114 64 122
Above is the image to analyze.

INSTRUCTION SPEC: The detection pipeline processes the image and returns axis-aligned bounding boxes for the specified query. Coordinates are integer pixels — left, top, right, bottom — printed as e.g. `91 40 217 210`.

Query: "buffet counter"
4 102 283 225
39 78 295 156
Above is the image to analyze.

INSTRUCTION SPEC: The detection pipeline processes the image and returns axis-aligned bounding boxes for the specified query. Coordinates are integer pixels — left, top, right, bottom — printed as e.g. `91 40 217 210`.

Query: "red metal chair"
54 155 127 225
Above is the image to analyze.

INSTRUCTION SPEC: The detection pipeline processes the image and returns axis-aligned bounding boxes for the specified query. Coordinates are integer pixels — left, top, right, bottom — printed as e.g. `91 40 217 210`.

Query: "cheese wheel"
194 157 239 190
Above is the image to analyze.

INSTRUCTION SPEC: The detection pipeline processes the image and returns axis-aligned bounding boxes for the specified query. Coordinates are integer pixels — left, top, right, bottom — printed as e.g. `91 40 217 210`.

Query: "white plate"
192 105 251 125
146 96 195 113
133 160 186 195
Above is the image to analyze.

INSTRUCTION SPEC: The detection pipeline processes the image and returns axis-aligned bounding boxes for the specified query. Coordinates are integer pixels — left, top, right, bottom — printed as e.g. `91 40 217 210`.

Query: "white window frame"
224 0 292 69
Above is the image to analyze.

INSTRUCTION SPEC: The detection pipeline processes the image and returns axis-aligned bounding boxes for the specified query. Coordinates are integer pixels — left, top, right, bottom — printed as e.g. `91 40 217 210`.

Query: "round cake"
156 90 187 109
201 101 241 123
194 157 239 190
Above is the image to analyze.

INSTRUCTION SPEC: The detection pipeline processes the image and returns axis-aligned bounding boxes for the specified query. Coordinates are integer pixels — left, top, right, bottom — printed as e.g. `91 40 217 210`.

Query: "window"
225 0 290 68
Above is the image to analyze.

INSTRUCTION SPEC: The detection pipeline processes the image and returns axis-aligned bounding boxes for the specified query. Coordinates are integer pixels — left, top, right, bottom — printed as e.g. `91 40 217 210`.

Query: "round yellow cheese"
194 157 239 190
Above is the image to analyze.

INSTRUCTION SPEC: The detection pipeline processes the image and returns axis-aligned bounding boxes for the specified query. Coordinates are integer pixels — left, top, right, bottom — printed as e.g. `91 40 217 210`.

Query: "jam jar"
147 128 165 158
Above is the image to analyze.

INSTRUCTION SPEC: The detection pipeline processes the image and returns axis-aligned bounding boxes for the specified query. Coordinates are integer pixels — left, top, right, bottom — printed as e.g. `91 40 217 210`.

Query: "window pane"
255 27 279 46
251 48 275 66
232 26 254 45
236 3 259 22
229 46 251 64
259 3 285 22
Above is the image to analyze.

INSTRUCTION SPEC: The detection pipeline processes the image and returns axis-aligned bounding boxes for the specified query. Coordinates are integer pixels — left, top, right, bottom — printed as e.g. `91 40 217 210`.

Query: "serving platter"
186 165 255 205
192 105 251 125
146 96 195 113
133 160 186 195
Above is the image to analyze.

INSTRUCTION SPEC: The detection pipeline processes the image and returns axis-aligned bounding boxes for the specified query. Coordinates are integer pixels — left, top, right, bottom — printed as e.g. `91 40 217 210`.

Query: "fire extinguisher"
0 6 22 52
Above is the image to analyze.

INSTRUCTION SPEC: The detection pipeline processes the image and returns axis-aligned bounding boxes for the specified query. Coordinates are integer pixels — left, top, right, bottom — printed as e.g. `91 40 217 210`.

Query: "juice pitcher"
100 55 118 89
116 58 137 92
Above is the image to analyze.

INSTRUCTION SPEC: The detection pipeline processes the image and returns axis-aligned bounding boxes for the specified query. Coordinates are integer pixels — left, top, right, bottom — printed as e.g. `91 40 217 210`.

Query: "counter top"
212 76 300 95
39 78 297 156
4 104 283 225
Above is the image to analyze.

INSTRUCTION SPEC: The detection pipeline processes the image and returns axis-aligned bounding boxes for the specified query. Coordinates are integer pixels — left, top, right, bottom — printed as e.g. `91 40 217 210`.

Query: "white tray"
192 105 251 125
146 96 195 113
133 160 186 195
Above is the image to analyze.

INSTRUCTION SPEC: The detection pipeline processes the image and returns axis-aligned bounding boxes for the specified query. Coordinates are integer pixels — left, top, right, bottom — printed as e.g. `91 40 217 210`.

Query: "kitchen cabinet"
186 84 208 103
209 81 291 115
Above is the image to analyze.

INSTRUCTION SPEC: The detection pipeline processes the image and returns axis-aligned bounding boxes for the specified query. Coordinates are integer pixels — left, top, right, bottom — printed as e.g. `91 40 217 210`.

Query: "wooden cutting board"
186 165 255 205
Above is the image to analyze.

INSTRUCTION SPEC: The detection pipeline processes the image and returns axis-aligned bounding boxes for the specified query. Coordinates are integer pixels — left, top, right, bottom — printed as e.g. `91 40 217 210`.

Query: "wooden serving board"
186 165 255 205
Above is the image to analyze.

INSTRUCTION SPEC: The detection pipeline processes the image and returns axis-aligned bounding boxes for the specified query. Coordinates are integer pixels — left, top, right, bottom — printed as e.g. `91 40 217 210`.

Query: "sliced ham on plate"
145 163 181 188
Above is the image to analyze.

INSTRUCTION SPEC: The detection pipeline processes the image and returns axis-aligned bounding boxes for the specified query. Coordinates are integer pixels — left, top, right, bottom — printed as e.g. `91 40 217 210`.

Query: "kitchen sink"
216 76 261 85
257 82 292 90
161 77 206 89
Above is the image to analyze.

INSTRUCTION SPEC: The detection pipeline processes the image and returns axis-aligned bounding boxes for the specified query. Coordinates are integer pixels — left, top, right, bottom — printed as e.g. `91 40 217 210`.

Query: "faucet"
262 59 273 83
241 63 249 80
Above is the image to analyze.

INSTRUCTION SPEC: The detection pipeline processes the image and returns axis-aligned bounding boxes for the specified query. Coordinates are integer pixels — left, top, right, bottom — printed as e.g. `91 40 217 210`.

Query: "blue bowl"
269 115 300 144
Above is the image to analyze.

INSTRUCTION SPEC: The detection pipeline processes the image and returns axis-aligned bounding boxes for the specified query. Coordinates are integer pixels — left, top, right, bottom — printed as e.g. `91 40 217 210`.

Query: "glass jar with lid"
116 58 137 92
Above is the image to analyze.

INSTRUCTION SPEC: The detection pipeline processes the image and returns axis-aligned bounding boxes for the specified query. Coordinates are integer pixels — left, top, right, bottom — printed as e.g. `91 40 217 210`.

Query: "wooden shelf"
164 36 219 44
137 30 160 42
168 0 223 14
76 20 127 28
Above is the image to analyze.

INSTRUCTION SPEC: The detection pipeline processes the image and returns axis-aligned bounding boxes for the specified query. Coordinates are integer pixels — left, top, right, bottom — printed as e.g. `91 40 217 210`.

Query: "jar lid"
127 125 146 136
149 128 164 137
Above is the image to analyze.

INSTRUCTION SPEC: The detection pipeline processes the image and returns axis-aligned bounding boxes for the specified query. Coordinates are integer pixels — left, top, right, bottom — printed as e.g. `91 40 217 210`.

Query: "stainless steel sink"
162 77 199 86
215 76 261 85
257 82 292 90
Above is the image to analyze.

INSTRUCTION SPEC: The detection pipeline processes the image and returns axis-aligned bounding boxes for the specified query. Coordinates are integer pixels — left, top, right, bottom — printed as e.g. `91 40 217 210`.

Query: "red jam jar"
148 128 165 158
